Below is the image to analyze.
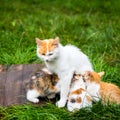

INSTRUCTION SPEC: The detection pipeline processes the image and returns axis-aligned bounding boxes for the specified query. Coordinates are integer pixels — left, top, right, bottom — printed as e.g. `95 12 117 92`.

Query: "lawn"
0 0 120 119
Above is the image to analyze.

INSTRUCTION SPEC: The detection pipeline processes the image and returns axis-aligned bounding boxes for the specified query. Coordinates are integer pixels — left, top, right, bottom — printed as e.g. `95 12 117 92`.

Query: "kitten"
83 71 120 104
26 68 59 103
36 37 93 107
67 73 92 112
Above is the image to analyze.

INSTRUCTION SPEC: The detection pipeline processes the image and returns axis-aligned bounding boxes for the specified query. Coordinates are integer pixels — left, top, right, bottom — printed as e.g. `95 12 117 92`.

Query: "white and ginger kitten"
36 37 93 107
83 71 120 104
67 73 92 112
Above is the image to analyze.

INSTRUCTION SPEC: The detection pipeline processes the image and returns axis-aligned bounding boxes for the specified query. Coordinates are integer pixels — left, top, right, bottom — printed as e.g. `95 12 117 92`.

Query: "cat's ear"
53 37 59 47
98 71 104 77
55 37 59 41
35 38 42 46
85 71 91 76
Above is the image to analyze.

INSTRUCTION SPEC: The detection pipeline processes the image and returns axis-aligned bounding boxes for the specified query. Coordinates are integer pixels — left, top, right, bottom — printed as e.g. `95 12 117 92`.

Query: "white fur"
67 76 92 112
85 81 100 101
26 89 40 103
69 76 85 92
37 42 93 107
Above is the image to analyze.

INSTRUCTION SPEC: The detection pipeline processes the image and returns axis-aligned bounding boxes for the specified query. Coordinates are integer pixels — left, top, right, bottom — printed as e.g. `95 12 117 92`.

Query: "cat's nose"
45 59 49 62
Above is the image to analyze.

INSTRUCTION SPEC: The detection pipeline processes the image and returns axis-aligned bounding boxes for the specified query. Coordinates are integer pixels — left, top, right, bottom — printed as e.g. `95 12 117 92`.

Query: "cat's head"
83 71 104 84
36 37 60 62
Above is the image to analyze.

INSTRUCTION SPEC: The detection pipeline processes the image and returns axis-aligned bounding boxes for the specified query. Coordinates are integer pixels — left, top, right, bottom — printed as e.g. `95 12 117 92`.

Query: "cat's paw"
56 100 66 108
29 98 39 103
26 90 40 103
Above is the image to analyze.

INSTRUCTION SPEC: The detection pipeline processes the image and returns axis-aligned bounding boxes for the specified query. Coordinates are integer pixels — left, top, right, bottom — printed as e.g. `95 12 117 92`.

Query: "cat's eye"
42 53 45 55
48 53 53 56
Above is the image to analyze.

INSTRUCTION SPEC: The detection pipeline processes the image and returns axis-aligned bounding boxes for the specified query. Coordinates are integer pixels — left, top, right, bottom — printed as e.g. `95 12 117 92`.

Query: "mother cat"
36 37 93 107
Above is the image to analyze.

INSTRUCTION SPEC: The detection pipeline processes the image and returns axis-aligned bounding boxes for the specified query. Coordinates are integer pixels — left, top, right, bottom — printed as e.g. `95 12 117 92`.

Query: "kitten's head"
83 71 104 84
36 37 60 62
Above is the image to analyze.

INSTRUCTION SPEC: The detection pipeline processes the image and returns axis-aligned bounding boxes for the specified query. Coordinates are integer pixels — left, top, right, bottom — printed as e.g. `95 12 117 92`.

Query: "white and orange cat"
83 71 120 104
36 37 93 107
67 73 92 112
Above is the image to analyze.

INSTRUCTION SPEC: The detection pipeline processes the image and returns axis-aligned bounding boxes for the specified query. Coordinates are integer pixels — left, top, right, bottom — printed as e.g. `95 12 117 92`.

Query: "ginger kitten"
36 37 93 107
83 71 120 104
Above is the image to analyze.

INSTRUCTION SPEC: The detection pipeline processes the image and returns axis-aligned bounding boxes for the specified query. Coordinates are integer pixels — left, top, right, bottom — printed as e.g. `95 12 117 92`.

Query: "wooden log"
0 72 7 106
4 65 23 106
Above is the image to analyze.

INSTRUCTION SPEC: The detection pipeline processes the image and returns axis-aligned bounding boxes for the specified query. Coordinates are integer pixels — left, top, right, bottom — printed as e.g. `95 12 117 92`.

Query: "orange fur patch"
37 78 45 87
100 81 120 104
48 39 57 52
87 71 101 83
86 95 92 102
38 41 47 55
37 39 57 55
76 97 82 103
71 88 85 95
50 85 57 91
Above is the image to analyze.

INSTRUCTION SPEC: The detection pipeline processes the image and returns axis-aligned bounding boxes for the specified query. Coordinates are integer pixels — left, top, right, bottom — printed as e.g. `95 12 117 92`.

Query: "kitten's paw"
28 98 39 103
56 100 66 108
26 90 40 103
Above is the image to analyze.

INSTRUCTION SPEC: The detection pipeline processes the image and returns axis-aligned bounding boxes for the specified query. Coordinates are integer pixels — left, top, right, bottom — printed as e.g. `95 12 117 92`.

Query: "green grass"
0 0 120 119
0 103 120 120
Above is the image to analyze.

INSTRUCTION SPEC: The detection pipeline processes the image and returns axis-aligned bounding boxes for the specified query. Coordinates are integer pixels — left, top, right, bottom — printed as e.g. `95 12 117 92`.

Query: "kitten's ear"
85 71 91 76
53 37 59 47
55 37 59 41
35 38 42 46
98 71 104 77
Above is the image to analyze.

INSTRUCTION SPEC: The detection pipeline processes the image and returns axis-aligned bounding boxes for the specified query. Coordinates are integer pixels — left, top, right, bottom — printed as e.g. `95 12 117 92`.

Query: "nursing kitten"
36 37 93 107
83 71 120 104
26 68 59 103
67 73 92 112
